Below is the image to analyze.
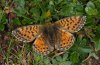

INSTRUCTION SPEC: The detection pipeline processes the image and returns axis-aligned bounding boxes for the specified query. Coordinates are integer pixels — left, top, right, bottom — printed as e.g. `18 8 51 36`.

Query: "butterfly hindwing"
55 16 86 33
56 29 75 51
12 25 41 42
33 34 54 55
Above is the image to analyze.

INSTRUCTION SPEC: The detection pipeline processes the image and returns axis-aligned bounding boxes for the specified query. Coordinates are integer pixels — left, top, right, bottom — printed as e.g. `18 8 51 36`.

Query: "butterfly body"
12 16 86 55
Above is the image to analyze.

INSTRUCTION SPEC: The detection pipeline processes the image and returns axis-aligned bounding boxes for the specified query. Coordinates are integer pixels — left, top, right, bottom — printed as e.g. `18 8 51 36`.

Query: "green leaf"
55 0 63 4
32 0 42 4
59 61 72 65
52 59 58 65
30 8 40 17
85 7 98 15
0 10 3 21
95 39 100 51
93 26 100 51
69 52 79 63
79 47 92 53
13 18 21 25
56 56 62 62
44 58 51 65
49 1 54 6
30 8 40 22
63 52 68 61
1 15 7 24
86 1 95 8
60 4 74 16
14 0 26 16
0 24 5 31
85 1 98 15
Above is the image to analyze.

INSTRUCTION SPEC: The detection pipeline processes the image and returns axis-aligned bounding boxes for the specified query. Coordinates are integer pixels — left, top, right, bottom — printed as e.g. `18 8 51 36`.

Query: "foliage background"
0 0 100 65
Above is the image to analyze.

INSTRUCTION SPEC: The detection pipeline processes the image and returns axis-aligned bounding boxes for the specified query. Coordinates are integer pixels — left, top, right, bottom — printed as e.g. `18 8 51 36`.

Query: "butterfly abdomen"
42 25 59 47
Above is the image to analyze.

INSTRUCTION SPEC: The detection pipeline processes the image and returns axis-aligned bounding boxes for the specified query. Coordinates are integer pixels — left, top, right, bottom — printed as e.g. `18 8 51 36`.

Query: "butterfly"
12 16 86 55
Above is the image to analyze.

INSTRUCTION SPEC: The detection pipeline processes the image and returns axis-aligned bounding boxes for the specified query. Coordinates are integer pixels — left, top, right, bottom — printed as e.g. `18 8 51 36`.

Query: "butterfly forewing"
12 25 41 42
55 16 86 33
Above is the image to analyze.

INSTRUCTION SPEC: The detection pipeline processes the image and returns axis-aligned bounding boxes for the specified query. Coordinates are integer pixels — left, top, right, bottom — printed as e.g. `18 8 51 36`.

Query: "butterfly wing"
55 16 86 33
12 25 41 42
55 29 75 51
33 34 54 55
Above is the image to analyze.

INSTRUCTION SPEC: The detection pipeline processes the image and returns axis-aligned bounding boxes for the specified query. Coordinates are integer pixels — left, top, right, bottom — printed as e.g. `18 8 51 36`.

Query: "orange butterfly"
12 16 86 55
